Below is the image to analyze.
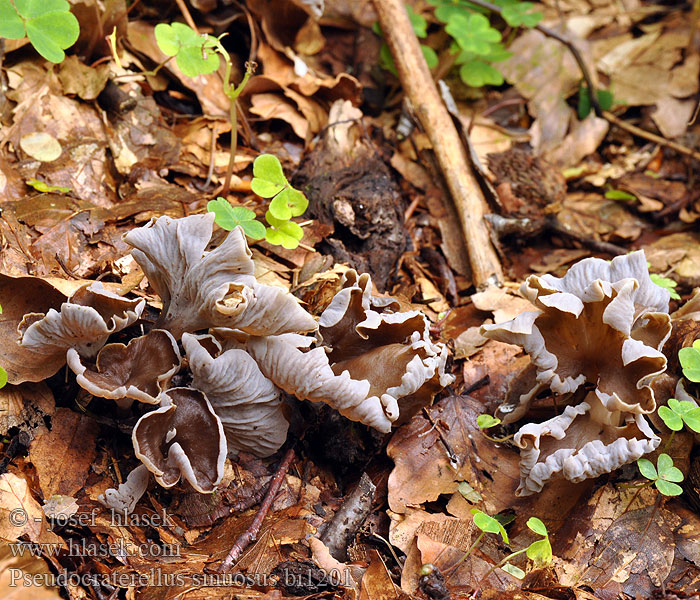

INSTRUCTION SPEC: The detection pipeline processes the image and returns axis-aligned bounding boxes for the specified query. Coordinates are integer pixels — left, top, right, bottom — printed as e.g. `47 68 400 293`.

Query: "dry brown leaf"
0 383 55 437
0 274 67 384
0 542 63 599
0 473 63 545
359 549 405 600
29 408 98 498
387 395 521 515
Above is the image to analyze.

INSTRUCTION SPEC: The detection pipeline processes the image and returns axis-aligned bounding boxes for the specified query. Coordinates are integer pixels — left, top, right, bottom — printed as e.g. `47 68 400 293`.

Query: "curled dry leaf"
123 214 317 338
67 329 181 406
133 387 227 493
482 251 670 495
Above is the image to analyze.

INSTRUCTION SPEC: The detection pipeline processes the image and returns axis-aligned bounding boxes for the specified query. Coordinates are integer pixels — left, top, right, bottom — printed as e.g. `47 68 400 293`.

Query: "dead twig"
372 0 503 288
217 447 295 573
319 473 376 561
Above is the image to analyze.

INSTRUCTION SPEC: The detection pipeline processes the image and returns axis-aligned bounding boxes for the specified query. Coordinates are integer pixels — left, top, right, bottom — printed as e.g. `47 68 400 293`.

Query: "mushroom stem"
217 447 296 573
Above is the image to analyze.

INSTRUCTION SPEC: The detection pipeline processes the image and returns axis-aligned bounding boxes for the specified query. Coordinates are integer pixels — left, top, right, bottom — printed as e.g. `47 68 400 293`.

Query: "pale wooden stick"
372 0 503 288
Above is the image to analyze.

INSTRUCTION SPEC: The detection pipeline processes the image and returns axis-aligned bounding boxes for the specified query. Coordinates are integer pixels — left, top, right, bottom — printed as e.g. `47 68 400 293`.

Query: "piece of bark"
320 472 376 561
372 0 503 288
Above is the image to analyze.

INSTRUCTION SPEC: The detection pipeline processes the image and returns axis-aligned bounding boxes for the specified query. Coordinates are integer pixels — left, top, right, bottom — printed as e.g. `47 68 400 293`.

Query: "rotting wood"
372 0 503 288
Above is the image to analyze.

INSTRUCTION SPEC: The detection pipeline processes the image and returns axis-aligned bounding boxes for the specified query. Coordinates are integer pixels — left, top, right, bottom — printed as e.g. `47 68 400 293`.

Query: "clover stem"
442 532 485 575
663 430 675 453
476 547 528 589
221 61 256 195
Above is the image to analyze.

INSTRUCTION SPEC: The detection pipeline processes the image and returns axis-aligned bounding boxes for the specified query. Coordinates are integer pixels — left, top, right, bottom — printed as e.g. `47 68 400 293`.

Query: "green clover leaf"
446 13 501 56
207 198 265 240
154 22 219 77
251 154 287 198
477 414 501 429
0 0 80 63
526 517 548 537
679 340 700 382
639 454 684 496
265 211 304 249
470 509 509 544
268 187 308 221
658 405 683 431
525 518 552 566
660 398 700 433
649 273 680 300
501 2 543 28
459 60 504 87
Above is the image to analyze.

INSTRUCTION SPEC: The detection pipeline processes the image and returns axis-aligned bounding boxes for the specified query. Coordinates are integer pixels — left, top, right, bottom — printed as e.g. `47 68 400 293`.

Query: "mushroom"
98 464 150 515
132 388 226 493
242 270 454 433
67 329 181 406
123 214 318 338
18 281 145 361
481 251 670 495
182 333 289 457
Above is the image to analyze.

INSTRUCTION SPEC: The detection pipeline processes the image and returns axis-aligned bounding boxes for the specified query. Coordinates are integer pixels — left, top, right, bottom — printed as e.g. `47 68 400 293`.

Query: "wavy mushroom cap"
133 388 227 493
182 333 289 457
67 329 181 405
123 214 317 338
480 251 671 494
98 464 150 515
244 270 454 433
18 282 145 359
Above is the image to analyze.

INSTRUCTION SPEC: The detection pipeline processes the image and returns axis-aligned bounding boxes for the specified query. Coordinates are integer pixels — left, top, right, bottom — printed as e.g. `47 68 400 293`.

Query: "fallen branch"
372 0 503 288
217 447 295 573
319 472 376 561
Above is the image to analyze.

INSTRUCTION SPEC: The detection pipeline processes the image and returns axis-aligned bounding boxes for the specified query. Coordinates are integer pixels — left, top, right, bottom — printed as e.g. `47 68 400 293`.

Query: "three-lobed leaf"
446 13 501 55
0 0 80 63
679 341 700 382
501 2 543 28
207 198 265 240
639 454 684 496
650 273 680 300
154 22 219 77
265 211 304 249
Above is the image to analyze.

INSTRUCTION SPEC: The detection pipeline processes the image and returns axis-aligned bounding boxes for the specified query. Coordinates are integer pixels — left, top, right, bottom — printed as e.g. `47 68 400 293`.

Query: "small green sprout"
0 0 79 63
658 398 700 433
650 273 680 300
154 23 219 77
477 414 501 429
604 188 636 202
209 155 308 250
577 85 614 119
470 508 509 543
637 453 684 496
26 179 71 194
524 517 552 567
679 340 700 382
206 198 265 240
374 5 438 75
252 155 308 221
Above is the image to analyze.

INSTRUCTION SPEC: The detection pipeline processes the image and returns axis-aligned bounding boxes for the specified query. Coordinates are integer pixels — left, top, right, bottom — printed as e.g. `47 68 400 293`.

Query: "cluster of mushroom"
481 251 671 496
17 213 453 507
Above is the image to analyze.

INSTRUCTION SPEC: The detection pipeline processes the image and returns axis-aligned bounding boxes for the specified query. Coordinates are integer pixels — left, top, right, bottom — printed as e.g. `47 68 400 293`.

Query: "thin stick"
217 448 295 573
372 0 503 288
175 0 198 33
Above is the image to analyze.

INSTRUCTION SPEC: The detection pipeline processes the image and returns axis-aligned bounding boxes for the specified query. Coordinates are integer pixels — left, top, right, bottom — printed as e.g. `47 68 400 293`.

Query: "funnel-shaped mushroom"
182 333 289 457
133 388 226 493
123 214 317 338
243 270 454 433
67 329 181 405
18 282 145 359
98 464 150 515
481 251 670 495
513 397 660 495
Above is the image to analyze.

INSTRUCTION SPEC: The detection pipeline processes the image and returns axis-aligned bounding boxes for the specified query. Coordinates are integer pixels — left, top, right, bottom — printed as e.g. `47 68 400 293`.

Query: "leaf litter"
1 0 700 599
